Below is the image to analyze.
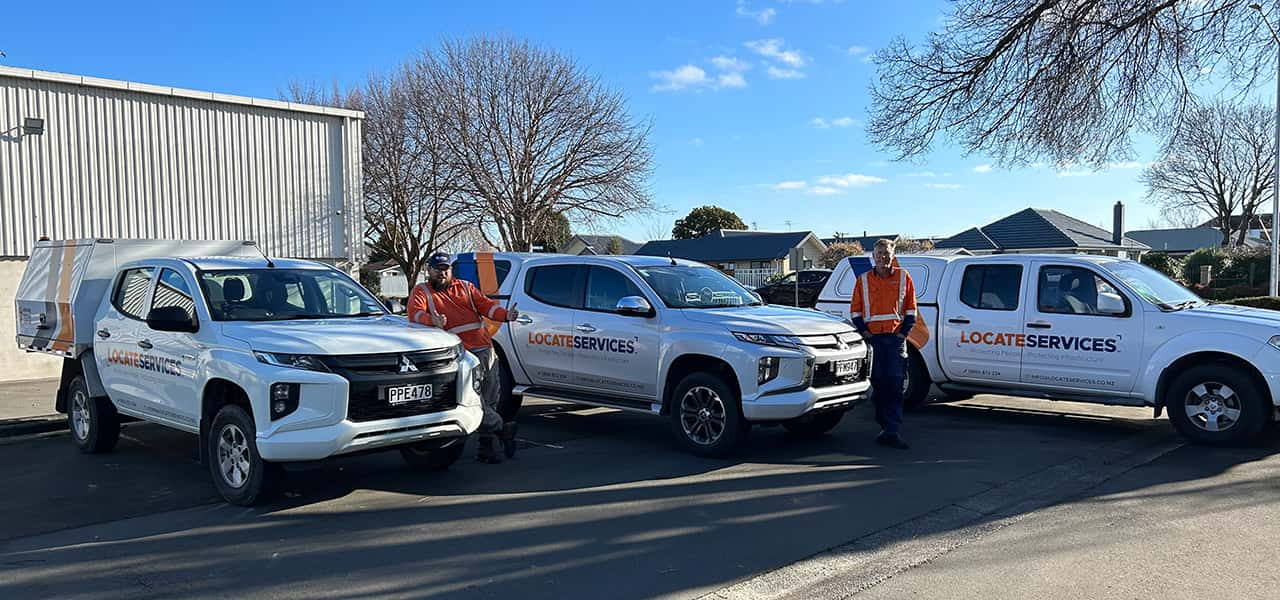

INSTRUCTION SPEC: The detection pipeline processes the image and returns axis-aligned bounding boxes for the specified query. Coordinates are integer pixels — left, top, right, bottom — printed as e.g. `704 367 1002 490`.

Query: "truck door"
508 264 584 388
137 268 204 430
571 265 661 399
1019 262 1144 394
93 266 156 417
939 262 1026 385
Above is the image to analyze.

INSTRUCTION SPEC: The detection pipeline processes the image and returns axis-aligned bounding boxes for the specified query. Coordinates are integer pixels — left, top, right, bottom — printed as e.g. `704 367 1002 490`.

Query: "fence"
732 268 780 288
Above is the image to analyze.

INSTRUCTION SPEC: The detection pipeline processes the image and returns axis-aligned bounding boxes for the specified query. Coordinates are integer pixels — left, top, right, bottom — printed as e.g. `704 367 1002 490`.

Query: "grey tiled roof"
568 234 643 255
936 208 1149 251
1125 228 1223 252
635 230 817 261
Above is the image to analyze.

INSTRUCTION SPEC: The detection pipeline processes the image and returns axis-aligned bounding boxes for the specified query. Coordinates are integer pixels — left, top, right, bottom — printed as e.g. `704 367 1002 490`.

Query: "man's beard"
430 277 450 291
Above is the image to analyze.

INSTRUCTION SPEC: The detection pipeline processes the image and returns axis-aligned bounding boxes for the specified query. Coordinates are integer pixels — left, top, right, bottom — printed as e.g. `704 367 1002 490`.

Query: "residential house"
634 230 827 287
935 203 1149 259
1199 214 1275 244
561 234 643 256
1124 227 1227 256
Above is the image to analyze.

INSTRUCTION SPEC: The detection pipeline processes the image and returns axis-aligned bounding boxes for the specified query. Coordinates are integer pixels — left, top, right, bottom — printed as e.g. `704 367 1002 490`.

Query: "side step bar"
513 385 661 414
936 383 1148 407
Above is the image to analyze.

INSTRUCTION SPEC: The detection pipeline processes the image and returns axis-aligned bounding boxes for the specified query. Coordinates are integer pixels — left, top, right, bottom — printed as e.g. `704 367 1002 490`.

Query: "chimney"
1112 201 1124 245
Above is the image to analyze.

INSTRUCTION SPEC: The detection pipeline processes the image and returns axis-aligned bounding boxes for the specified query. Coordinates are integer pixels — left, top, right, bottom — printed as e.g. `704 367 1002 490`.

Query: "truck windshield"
198 269 387 321
633 265 761 308
1102 262 1204 310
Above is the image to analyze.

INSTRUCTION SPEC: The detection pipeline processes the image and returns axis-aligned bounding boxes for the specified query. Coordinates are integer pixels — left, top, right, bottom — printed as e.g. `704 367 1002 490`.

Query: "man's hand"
504 303 520 323
897 332 907 340
431 312 447 328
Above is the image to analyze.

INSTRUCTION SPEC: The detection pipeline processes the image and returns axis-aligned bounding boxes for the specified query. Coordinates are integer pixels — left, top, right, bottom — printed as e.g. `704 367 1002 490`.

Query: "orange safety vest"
407 279 509 350
849 266 918 336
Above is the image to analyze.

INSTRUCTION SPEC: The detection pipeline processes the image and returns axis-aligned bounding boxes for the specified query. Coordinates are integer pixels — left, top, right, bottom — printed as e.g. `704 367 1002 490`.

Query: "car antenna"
668 252 676 266
244 241 275 268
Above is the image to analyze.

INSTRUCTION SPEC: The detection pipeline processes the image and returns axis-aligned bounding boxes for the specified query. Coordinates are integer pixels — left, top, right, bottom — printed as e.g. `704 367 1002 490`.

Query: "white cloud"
689 137 705 146
831 116 857 127
1111 161 1143 169
746 38 806 67
812 116 856 128
810 117 830 129
816 173 886 188
973 164 992 173
847 45 868 56
808 186 841 196
767 66 805 79
924 183 963 190
711 56 752 72
718 72 747 88
772 180 807 190
905 171 937 177
650 65 708 92
736 1 777 24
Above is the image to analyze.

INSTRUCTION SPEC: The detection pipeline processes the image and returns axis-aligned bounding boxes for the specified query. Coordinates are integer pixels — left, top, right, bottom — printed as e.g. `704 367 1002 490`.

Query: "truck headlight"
733 332 803 348
254 352 330 372
1269 335 1280 351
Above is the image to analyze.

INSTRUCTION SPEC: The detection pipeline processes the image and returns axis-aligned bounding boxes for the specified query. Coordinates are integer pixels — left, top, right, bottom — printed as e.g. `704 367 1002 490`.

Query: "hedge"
1224 296 1280 311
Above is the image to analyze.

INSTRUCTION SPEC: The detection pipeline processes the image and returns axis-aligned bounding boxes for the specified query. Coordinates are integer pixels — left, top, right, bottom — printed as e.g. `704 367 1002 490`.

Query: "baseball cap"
427 252 452 269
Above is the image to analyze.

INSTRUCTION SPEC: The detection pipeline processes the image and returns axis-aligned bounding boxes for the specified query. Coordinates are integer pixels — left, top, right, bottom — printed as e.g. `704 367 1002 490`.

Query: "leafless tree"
417 35 655 251
361 69 478 287
868 0 1273 167
1144 206 1202 229
278 79 354 109
1144 101 1275 246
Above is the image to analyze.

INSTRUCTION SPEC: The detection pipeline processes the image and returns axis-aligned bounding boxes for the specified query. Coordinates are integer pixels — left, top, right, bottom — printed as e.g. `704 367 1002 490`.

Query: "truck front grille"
346 373 457 422
812 358 868 388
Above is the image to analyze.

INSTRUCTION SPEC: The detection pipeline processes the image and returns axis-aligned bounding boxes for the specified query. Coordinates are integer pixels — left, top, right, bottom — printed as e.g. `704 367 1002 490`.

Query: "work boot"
476 435 503 464
501 421 519 459
876 433 910 450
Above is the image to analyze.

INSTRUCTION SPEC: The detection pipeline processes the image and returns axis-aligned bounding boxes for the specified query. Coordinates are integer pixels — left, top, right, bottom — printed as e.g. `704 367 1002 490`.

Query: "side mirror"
384 298 404 314
1097 292 1126 315
146 306 199 333
751 291 765 304
616 295 655 317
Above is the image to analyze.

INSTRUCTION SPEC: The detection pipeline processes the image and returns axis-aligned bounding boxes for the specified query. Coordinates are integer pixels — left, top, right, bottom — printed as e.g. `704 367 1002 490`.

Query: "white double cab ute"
815 253 1280 445
450 252 871 456
16 239 485 505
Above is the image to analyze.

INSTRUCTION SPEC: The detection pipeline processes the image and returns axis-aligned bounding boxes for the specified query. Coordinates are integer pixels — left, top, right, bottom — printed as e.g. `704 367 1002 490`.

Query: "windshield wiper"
272 311 383 320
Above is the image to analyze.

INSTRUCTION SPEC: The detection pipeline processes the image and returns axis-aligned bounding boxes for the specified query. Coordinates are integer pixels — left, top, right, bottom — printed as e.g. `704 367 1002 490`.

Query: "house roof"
935 208 1149 251
1124 228 1224 252
567 234 643 255
1200 214 1274 230
821 234 900 250
634 229 819 262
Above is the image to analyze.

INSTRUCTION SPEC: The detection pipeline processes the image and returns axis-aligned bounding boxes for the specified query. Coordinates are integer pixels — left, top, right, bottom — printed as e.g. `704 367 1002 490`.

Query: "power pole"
785 220 793 231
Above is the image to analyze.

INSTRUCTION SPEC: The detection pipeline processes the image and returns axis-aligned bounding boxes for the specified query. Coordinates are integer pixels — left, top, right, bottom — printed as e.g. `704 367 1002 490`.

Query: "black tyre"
1166 364 1271 446
67 375 120 454
782 410 844 438
400 437 467 471
493 350 523 421
669 372 748 457
207 404 275 506
903 349 931 412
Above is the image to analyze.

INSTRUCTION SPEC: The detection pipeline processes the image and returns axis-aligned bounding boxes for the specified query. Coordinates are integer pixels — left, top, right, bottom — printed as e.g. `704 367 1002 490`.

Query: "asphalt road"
0 396 1273 599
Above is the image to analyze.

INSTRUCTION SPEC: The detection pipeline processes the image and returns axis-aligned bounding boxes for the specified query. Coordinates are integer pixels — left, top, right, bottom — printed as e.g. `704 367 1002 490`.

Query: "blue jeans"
868 334 906 436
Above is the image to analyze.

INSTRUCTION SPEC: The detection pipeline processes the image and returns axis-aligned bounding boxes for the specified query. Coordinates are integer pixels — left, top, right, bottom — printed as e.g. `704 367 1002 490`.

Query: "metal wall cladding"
0 68 364 260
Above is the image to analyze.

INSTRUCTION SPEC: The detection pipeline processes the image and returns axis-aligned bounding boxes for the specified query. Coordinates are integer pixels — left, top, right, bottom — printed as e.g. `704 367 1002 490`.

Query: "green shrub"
1181 247 1231 285
1140 252 1183 282
1225 296 1280 311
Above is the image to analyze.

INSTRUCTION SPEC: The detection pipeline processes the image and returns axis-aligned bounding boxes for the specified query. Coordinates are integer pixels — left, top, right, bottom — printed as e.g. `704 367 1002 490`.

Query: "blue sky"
1 0 1170 243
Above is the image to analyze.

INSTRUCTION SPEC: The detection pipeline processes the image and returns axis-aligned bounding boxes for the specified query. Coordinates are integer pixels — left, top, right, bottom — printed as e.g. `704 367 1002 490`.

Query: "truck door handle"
1026 322 1052 329
576 324 598 333
96 328 111 339
515 315 533 325
947 318 970 324
137 340 154 349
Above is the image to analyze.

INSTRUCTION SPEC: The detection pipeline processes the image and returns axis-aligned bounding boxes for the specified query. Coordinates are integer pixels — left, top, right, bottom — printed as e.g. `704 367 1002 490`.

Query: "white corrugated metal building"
0 65 364 382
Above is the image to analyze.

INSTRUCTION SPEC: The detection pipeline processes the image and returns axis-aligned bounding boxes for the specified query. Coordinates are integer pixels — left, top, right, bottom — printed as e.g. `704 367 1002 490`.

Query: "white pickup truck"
16 239 483 505
450 252 870 456
814 253 1280 445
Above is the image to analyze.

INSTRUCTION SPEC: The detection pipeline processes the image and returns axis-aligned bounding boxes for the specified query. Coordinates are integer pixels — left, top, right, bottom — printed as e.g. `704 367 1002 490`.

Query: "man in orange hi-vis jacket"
408 252 520 464
849 239 918 450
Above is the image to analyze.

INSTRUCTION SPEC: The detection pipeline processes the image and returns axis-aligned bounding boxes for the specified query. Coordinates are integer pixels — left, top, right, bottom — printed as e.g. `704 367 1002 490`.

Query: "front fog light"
270 383 299 420
758 356 782 385
472 372 483 394
801 356 815 387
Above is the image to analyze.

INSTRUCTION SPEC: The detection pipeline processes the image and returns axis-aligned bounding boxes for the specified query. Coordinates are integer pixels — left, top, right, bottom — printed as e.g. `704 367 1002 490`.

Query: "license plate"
834 360 856 377
385 383 433 405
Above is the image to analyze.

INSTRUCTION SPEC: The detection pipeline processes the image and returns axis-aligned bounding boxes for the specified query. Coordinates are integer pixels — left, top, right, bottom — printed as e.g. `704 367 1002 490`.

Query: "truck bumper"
741 380 871 421
256 404 483 461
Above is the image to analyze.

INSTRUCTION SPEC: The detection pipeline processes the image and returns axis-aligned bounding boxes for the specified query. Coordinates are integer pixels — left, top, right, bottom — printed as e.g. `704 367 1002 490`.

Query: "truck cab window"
154 268 196 322
585 266 644 312
525 265 586 308
113 267 156 319
959 264 1022 311
1038 266 1126 316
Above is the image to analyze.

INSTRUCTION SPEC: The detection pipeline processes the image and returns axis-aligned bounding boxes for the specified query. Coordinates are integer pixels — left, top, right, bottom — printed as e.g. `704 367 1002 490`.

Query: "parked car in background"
754 269 832 308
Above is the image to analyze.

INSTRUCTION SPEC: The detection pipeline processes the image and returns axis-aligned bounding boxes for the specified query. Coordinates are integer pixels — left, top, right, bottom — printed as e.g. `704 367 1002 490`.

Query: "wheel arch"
1155 351 1271 413
661 354 741 415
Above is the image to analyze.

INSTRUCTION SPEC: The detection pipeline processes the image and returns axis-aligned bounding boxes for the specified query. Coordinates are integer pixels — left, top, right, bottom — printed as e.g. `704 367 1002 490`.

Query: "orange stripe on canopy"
476 253 499 295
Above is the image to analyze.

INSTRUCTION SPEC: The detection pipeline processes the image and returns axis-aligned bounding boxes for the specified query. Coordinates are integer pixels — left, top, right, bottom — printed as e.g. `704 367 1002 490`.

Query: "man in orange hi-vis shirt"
408 252 521 464
849 239 918 450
